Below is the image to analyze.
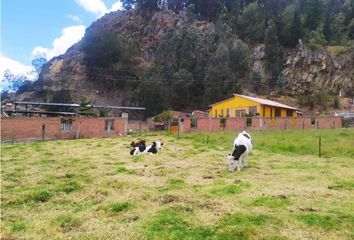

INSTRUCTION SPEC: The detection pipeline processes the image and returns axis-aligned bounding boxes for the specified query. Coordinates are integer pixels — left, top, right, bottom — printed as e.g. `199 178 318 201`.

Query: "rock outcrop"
283 43 354 96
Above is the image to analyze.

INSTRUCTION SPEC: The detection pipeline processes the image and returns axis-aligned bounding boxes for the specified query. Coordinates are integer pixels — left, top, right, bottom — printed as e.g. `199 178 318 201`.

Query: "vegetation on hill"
13 0 353 116
78 0 354 115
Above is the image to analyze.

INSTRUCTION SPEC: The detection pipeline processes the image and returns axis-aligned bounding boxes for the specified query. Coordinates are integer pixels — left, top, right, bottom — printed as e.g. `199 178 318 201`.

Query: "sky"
0 0 122 88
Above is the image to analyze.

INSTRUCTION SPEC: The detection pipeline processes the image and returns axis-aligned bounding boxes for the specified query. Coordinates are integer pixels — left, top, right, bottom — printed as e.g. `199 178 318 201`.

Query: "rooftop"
209 94 298 110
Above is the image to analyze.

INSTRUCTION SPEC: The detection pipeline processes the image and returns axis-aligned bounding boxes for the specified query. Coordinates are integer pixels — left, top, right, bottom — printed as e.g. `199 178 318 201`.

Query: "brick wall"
189 117 246 132
224 118 247 131
251 117 313 130
181 118 191 133
1 117 128 142
128 120 149 131
314 116 342 129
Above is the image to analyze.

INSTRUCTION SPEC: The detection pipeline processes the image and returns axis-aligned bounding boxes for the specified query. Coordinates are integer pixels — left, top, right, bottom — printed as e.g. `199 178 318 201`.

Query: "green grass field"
1 129 354 239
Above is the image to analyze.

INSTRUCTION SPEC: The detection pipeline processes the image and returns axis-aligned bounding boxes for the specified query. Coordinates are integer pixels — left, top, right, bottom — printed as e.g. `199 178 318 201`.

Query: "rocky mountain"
13 0 354 116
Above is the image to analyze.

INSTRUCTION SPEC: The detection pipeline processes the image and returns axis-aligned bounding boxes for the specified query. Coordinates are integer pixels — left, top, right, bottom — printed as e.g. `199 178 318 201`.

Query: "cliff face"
283 44 354 96
17 9 354 114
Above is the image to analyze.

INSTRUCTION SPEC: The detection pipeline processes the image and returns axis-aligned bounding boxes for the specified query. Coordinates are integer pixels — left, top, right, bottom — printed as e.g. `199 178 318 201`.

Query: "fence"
1 116 344 143
1 117 128 143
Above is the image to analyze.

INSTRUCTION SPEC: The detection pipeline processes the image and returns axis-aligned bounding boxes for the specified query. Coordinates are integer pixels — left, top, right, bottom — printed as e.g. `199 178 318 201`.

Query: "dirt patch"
159 195 179 204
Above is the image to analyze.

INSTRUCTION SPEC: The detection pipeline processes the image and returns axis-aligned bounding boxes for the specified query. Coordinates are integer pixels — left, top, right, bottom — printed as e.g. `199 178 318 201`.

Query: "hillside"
14 0 354 116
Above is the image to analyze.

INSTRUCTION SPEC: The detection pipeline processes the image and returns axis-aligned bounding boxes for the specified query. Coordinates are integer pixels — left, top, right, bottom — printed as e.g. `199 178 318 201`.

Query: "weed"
10 221 27 232
27 190 52 203
250 196 292 208
115 166 136 174
209 183 251 196
53 214 81 230
106 201 132 213
296 213 341 230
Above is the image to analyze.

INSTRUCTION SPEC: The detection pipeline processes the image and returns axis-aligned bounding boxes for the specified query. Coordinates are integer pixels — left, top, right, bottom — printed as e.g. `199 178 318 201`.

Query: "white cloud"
32 25 86 60
75 0 122 18
110 1 122 12
76 0 109 17
0 55 37 91
0 55 36 80
68 14 82 23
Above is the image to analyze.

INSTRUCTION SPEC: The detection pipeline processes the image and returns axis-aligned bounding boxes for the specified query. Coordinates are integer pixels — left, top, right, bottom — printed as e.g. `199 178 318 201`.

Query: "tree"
31 53 47 74
1 90 10 100
348 19 354 39
323 11 332 43
82 30 136 68
288 8 303 47
304 0 323 31
2 69 32 92
252 72 262 92
264 20 282 86
137 0 159 11
229 41 251 76
237 2 265 42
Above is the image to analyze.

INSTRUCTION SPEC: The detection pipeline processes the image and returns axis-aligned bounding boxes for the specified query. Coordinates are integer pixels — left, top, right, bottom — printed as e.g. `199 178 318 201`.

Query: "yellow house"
209 94 298 118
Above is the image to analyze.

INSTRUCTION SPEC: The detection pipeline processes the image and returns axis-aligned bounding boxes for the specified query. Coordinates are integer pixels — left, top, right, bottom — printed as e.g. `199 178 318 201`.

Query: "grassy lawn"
1 129 354 239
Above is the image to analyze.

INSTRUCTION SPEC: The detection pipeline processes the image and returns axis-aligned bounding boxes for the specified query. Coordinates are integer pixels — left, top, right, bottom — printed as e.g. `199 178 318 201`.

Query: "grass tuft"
53 214 81 230
296 213 341 230
250 196 292 208
106 201 132 213
27 190 52 203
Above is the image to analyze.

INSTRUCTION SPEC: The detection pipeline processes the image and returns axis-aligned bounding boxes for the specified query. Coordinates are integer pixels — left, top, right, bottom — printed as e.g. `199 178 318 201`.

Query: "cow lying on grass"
227 131 253 171
130 140 163 155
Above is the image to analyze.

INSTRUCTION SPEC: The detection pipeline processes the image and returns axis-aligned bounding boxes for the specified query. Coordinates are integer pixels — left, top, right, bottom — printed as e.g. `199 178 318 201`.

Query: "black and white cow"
130 141 164 155
227 131 252 171
130 140 146 155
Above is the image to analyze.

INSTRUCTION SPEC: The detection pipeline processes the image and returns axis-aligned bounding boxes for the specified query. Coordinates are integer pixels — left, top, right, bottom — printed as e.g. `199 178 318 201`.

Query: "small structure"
2 101 145 117
209 94 299 118
192 110 209 118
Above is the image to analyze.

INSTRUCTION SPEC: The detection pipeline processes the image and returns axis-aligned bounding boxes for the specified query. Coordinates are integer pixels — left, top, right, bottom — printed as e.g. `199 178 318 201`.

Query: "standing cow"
227 131 253 171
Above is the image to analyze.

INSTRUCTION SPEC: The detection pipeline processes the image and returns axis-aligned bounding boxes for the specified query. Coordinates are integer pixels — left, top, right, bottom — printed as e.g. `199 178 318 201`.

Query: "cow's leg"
228 158 235 171
236 160 241 171
133 147 140 155
243 153 248 167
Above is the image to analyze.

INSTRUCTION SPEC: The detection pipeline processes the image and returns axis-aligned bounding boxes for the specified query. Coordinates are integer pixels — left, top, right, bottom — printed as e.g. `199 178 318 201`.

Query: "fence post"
209 116 212 133
11 127 15 144
76 122 81 139
42 124 45 141
318 136 321 158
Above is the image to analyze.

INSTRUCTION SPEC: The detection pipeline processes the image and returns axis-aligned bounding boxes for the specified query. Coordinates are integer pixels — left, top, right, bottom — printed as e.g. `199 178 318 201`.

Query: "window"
249 106 257 115
226 108 230 117
275 108 281 117
221 109 224 117
286 110 293 117
236 110 246 117
105 119 115 131
214 110 217 117
60 119 72 131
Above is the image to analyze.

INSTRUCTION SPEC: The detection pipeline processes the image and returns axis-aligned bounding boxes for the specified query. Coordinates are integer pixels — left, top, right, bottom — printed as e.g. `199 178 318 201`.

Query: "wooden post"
76 122 81 139
318 136 321 158
41 124 45 141
209 116 212 133
206 135 209 144
11 127 15 145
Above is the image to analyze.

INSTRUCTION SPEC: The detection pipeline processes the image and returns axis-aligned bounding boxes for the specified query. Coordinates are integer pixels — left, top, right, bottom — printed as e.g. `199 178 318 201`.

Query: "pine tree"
289 9 302 47
304 0 323 31
264 19 282 87
323 12 332 43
